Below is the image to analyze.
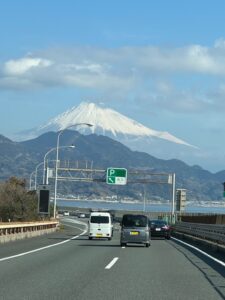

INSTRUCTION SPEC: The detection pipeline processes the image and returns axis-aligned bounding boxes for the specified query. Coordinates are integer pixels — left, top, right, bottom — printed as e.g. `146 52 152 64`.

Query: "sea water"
57 199 225 214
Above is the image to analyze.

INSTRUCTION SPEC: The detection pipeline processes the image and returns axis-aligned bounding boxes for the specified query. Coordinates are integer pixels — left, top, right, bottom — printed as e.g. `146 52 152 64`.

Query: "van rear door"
89 214 112 239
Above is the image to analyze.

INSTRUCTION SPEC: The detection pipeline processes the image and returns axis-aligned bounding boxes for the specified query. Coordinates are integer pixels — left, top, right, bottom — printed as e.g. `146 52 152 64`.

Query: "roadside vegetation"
0 177 39 222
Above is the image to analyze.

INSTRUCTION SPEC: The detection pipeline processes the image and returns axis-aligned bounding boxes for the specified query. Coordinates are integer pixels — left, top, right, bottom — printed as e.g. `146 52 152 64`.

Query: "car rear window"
122 215 147 227
90 216 109 224
151 220 167 226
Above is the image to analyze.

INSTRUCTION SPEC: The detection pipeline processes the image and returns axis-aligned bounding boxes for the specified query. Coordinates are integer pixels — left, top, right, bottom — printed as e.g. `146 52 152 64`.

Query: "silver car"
120 214 151 247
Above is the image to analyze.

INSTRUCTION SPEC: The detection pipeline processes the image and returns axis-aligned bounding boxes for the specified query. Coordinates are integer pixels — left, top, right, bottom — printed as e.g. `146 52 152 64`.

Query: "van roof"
122 214 148 218
90 212 111 217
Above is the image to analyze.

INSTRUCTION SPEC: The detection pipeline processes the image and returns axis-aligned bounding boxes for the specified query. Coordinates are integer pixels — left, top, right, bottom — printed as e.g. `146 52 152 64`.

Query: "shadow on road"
151 237 169 240
170 239 225 299
78 244 120 247
47 234 88 241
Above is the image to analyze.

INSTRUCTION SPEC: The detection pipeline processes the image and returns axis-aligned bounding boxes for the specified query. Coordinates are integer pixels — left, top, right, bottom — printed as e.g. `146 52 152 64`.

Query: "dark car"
120 214 151 247
150 219 171 239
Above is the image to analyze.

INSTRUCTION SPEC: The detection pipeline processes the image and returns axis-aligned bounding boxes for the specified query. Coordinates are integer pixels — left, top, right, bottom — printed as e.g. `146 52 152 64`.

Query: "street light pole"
171 173 176 223
34 162 44 190
53 123 93 219
43 146 75 185
29 171 36 190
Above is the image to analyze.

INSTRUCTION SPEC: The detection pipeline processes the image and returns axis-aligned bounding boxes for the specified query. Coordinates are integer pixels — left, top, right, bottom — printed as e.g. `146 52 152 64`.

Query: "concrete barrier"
173 222 225 245
172 231 225 256
0 221 59 244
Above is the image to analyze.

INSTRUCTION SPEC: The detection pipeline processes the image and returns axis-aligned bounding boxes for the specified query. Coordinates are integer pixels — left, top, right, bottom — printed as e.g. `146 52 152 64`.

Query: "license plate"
130 231 139 235
156 228 161 231
96 233 103 237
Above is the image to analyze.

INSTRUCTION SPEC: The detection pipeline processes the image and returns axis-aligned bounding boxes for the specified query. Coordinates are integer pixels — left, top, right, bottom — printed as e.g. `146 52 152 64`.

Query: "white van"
88 212 113 240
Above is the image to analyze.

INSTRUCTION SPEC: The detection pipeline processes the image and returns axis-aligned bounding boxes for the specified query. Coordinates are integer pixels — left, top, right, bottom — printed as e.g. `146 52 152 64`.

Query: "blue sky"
1 0 225 171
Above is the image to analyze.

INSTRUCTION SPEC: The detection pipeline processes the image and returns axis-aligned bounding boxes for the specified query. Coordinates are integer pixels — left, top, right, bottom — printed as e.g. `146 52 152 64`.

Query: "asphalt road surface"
0 217 224 300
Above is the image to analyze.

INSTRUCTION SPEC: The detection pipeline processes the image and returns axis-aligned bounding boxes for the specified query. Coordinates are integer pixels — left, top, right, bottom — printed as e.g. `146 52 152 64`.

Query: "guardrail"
0 221 59 243
173 222 225 245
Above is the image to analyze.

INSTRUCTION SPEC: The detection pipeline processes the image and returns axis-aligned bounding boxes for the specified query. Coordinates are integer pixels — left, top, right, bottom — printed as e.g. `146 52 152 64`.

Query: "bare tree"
0 177 39 222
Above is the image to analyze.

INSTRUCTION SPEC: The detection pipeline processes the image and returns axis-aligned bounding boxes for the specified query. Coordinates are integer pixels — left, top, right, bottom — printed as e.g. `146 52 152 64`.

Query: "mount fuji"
16 102 198 163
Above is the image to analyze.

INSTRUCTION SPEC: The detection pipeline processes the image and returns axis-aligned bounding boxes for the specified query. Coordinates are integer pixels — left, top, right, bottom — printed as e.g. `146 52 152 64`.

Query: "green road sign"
106 168 127 185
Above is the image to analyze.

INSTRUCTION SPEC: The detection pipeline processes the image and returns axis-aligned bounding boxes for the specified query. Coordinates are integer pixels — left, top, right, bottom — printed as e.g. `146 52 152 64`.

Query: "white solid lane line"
172 237 225 267
105 257 119 270
0 219 88 262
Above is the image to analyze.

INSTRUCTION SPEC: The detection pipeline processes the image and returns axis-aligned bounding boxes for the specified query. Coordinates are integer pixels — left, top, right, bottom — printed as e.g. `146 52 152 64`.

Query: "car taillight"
162 225 169 230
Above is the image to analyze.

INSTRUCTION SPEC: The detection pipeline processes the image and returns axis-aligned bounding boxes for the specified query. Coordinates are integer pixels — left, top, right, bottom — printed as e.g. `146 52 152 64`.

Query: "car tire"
166 236 171 240
108 237 112 241
121 242 126 247
88 237 92 240
146 243 150 248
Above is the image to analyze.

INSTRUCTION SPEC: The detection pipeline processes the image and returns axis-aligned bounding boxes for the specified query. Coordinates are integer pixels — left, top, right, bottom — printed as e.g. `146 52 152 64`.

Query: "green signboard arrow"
106 168 127 185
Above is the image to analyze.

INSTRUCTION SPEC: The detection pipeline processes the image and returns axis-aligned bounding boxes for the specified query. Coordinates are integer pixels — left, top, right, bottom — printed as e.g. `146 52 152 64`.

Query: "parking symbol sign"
106 168 127 185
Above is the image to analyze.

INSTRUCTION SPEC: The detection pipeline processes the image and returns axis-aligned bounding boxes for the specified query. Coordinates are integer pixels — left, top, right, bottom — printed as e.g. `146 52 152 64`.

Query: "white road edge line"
105 257 119 270
171 237 225 267
0 219 88 262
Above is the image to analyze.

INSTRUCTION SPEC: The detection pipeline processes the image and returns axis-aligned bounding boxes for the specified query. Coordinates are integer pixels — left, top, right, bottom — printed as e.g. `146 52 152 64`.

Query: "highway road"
0 217 224 300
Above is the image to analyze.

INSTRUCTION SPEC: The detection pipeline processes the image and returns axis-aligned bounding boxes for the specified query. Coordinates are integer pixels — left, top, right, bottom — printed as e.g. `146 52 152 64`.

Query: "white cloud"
126 44 225 75
2 44 225 89
59 62 106 74
214 38 225 49
1 41 225 114
4 57 53 76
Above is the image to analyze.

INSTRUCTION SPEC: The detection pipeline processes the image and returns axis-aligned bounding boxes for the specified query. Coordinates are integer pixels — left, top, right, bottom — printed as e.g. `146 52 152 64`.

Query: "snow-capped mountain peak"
35 102 194 147
16 102 196 150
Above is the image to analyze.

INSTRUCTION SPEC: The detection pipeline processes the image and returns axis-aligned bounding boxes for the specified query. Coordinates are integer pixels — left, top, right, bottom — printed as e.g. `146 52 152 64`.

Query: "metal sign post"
38 185 50 215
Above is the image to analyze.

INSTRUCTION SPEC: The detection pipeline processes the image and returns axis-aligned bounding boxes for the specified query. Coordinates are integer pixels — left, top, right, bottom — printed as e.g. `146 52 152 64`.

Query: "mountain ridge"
0 131 223 202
